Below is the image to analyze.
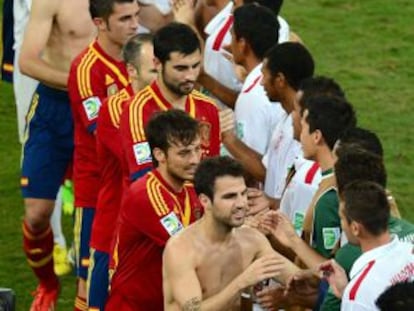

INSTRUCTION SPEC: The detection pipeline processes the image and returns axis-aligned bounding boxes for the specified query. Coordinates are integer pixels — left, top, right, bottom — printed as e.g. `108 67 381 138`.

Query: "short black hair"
153 22 200 64
338 127 383 157
89 0 137 19
304 95 356 150
335 144 387 194
233 4 279 60
264 42 315 91
194 156 245 201
376 281 414 311
145 109 200 167
341 181 390 236
298 76 345 114
242 0 284 16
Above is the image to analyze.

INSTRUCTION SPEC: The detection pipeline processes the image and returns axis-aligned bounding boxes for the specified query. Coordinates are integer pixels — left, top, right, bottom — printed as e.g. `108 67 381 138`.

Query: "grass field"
1 0 414 310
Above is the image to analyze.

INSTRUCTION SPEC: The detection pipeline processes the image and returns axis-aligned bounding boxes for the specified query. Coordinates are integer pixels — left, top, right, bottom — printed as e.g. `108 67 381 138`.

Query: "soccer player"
18 0 95 309
68 0 139 309
320 181 414 311
163 156 298 310
231 4 285 159
106 109 204 310
120 22 220 183
88 33 157 311
261 95 356 269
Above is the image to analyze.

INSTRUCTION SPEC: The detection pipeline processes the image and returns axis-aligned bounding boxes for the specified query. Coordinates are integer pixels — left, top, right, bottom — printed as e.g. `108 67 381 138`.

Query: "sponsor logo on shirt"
82 96 101 120
294 212 304 235
323 227 341 250
133 142 152 165
160 212 184 236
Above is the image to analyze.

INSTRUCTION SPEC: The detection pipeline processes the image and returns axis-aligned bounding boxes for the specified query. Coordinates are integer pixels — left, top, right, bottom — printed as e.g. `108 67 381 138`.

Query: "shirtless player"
19 1 95 310
163 156 298 310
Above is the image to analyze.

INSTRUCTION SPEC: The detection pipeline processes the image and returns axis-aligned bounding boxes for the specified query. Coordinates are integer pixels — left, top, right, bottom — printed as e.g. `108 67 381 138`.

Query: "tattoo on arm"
182 297 201 311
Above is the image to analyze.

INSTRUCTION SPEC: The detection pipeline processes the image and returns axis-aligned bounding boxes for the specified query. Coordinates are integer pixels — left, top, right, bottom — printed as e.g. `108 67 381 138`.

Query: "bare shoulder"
30 0 60 18
164 223 200 261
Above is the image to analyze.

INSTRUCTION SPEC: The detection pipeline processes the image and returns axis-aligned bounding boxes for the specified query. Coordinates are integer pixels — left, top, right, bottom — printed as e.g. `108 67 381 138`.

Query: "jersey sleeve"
122 182 180 247
312 190 341 258
120 99 153 182
68 59 106 134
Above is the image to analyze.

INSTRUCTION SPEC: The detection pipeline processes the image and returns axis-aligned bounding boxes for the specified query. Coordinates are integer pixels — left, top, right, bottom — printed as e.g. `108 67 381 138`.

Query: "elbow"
18 54 31 76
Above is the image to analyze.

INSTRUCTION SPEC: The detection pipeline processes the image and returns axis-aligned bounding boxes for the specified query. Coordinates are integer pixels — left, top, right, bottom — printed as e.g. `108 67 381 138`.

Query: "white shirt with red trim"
341 236 414 311
262 114 301 199
280 157 321 236
234 63 286 155
203 5 290 108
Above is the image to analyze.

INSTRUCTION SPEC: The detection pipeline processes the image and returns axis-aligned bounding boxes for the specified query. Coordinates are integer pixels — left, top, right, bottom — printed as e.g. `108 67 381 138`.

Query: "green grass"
1 0 414 309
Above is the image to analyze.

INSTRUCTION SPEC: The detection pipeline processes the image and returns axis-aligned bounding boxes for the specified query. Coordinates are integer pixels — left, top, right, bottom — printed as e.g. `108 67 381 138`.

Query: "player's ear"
350 221 360 237
93 17 106 31
126 63 138 82
199 193 211 210
153 147 166 164
153 57 161 72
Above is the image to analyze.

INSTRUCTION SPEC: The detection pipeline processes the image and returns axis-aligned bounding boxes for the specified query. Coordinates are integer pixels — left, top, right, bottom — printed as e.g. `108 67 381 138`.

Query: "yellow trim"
129 89 152 142
75 296 88 309
86 248 95 300
2 63 14 72
188 95 195 118
90 45 129 87
81 258 90 268
77 51 97 98
148 86 169 110
27 252 53 268
147 175 166 217
22 93 39 145
73 208 82 268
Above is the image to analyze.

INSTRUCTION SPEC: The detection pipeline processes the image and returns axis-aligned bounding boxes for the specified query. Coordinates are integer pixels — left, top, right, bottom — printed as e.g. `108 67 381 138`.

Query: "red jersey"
106 169 203 310
68 40 129 207
90 86 134 253
120 80 221 182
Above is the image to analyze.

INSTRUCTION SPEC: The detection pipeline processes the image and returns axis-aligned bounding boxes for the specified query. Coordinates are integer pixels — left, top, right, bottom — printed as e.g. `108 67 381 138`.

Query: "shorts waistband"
37 83 69 101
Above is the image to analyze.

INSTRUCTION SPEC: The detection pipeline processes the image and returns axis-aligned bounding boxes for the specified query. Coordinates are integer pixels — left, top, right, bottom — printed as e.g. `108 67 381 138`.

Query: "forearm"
290 236 327 269
198 72 238 109
19 56 68 89
200 276 245 311
222 132 265 182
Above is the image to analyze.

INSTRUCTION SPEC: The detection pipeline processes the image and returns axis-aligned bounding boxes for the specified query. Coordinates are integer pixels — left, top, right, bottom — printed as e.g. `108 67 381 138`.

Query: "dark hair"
298 76 345 114
90 0 136 19
335 145 387 194
242 0 284 16
264 42 315 91
122 33 153 71
194 156 245 201
376 281 414 311
145 109 200 167
341 181 390 236
338 127 383 157
304 95 356 149
153 22 201 64
233 4 279 60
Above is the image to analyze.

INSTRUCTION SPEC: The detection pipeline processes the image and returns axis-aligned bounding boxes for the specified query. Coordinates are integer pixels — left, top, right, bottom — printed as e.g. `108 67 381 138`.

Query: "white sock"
51 187 67 248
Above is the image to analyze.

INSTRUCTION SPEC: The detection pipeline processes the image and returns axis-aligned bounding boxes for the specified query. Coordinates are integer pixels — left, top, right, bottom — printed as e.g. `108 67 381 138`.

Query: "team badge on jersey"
160 212 184 236
133 142 152 165
107 84 119 97
323 227 341 250
199 121 211 148
82 97 101 120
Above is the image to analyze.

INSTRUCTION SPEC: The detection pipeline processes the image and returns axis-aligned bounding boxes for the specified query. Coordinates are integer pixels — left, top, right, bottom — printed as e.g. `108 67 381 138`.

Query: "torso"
44 0 95 72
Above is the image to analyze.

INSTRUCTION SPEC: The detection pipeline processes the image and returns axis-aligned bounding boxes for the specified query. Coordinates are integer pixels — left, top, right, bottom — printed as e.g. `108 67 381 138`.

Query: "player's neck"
201 216 234 244
243 54 260 75
316 148 335 172
279 89 295 114
360 230 391 253
97 35 123 61
157 167 184 193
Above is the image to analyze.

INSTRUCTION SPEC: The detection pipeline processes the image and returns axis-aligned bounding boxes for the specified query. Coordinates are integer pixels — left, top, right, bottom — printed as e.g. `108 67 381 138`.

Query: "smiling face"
210 175 248 228
159 50 201 96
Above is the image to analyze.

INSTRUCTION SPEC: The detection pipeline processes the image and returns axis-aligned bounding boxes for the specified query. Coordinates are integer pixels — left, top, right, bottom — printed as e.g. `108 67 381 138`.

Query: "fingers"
219 108 235 133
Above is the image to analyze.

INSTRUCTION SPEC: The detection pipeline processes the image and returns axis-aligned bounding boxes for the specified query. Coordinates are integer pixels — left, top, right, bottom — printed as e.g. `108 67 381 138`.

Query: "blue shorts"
87 248 109 310
21 83 73 199
74 207 95 280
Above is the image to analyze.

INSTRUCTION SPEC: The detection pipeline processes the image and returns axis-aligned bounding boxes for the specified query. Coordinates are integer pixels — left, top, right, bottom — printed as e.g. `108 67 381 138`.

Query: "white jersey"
139 0 171 15
234 63 286 155
341 236 414 311
203 4 290 107
13 0 32 50
262 114 301 199
280 157 321 236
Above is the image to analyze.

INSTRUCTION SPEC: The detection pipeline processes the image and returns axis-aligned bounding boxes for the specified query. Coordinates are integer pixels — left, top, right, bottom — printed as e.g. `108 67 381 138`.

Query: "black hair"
338 127 383 157
341 180 390 236
376 281 414 311
304 95 356 150
89 0 136 20
264 42 315 91
233 4 279 60
194 156 245 201
242 0 284 16
145 109 200 167
153 22 200 64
